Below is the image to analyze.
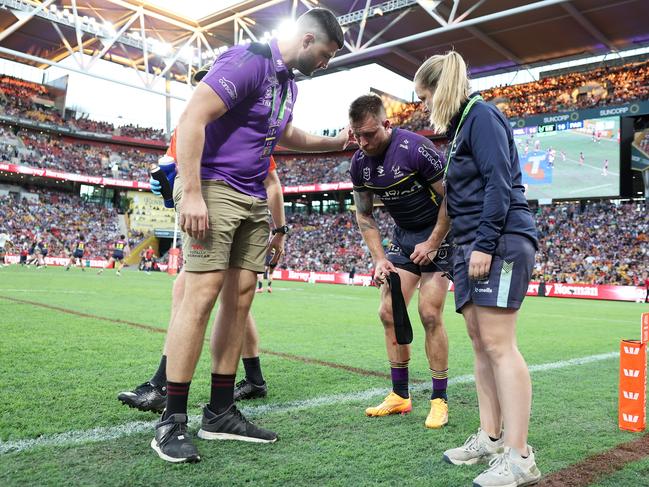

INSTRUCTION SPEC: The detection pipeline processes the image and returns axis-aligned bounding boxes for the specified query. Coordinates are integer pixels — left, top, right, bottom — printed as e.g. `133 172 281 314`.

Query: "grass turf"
0 265 647 486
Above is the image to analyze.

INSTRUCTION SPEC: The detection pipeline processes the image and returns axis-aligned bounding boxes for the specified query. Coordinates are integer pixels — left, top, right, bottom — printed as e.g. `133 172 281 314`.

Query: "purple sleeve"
414 138 446 183
202 47 264 110
349 151 367 190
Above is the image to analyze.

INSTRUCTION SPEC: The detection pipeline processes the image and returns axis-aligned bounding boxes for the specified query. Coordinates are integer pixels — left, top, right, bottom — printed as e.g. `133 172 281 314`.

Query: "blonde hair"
414 51 471 133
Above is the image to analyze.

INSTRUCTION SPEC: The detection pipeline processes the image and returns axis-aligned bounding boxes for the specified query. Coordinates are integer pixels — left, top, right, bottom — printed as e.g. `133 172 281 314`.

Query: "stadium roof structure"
0 0 648 97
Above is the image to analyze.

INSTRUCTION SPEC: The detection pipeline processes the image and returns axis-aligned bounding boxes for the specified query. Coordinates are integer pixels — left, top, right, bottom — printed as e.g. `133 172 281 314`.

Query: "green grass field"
1 266 648 486
515 117 620 200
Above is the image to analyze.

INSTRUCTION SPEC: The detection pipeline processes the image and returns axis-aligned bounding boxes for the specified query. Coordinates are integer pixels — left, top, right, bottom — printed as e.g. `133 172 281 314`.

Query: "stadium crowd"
380 59 649 132
533 201 648 286
0 127 160 180
0 75 166 140
0 188 122 259
0 185 646 286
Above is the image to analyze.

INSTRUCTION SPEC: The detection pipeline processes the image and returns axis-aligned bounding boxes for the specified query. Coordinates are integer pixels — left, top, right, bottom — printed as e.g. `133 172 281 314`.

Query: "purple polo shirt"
200 38 297 199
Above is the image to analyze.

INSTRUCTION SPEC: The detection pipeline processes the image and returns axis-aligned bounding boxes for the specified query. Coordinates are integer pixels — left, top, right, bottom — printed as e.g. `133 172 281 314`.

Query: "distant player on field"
579 151 585 166
601 158 609 176
98 235 129 276
349 94 452 429
66 236 86 271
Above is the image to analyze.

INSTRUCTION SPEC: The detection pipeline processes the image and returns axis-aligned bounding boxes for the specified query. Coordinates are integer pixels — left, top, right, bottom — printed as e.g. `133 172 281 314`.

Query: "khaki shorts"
173 179 269 273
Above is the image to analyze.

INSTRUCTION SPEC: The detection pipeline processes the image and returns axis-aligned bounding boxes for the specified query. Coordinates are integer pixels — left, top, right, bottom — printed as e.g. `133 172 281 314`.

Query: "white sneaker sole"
472 479 540 487
150 438 200 463
443 452 497 466
197 429 277 443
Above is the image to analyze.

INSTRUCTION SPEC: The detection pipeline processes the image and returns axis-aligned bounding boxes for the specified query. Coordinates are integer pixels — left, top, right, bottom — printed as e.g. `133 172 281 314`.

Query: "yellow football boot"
365 392 412 417
425 398 448 428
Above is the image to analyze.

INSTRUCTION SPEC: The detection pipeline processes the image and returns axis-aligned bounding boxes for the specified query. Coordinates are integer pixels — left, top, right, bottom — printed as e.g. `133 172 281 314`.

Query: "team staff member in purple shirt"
414 51 541 487
151 9 348 464
348 95 452 430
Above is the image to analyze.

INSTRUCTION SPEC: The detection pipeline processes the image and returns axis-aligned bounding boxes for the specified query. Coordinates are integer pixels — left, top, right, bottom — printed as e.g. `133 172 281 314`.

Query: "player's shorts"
386 224 454 276
174 178 269 273
73 249 84 259
20 254 27 263
41 250 48 257
264 254 277 269
453 233 535 314
112 251 124 261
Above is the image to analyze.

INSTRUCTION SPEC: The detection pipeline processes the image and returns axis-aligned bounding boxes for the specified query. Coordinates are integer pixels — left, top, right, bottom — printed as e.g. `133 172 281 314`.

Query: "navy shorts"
264 253 277 269
112 251 124 261
41 250 48 257
453 234 535 313
73 250 84 259
386 224 454 276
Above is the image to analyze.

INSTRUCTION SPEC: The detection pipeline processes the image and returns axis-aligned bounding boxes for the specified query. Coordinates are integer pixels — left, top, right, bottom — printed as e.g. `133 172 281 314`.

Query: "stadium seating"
532 201 648 286
378 59 649 133
1 185 646 284
0 75 166 141
0 127 160 180
0 187 123 258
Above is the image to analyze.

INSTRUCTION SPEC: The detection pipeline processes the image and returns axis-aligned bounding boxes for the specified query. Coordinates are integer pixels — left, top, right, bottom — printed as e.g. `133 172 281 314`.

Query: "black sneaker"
234 378 268 401
117 381 166 413
151 413 200 463
197 404 278 443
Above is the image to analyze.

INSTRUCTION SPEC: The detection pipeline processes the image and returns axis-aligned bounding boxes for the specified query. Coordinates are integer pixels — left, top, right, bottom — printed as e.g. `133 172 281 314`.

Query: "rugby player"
348 94 452 429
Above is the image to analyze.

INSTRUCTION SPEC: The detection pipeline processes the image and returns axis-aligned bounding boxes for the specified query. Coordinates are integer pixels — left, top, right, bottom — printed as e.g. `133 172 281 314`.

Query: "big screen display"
512 116 620 200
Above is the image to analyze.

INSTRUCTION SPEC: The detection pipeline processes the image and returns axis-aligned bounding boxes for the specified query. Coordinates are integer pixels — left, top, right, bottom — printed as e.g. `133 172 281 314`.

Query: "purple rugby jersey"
200 38 297 199
349 128 447 230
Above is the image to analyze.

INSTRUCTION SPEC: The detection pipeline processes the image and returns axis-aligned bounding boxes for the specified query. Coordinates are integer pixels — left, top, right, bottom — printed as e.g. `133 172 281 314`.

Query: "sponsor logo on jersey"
218 77 237 101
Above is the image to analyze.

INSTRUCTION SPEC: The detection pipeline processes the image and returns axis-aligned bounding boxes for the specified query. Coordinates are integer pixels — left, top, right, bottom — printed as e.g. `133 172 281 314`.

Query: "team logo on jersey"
392 165 403 178
218 77 237 101
377 165 385 177
362 167 371 180
399 139 409 150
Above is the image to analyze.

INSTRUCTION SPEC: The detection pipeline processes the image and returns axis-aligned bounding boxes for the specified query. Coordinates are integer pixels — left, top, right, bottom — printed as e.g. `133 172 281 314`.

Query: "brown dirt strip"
539 433 649 486
0 294 425 383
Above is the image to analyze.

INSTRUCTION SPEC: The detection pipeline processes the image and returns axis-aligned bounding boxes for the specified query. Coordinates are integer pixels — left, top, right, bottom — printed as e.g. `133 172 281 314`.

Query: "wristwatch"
272 225 289 235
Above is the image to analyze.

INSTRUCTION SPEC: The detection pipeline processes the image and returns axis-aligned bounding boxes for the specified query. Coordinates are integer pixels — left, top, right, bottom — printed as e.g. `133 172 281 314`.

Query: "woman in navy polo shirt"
414 51 541 487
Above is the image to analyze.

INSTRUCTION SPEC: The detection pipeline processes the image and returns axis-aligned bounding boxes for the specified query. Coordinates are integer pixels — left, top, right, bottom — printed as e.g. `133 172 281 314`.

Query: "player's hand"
336 125 352 150
468 250 492 280
373 258 397 286
267 233 285 266
179 191 209 240
149 177 162 195
410 239 439 266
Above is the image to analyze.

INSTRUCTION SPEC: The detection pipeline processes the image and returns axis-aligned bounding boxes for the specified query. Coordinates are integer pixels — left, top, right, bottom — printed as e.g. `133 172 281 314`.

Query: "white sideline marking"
0 352 618 455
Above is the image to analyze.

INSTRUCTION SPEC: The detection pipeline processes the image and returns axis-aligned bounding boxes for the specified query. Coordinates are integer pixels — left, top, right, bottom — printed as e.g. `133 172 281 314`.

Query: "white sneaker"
443 428 504 465
472 446 541 487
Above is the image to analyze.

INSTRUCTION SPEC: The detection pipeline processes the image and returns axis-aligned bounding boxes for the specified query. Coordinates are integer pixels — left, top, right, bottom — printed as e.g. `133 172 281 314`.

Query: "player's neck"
277 38 298 69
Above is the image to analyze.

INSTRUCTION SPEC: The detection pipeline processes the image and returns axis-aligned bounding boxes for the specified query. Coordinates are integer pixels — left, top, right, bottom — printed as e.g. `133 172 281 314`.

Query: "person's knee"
419 305 443 333
378 302 394 327
480 333 512 362
465 318 485 353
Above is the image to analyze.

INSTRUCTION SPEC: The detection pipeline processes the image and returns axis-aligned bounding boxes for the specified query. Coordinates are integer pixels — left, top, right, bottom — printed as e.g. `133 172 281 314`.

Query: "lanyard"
444 95 483 180
269 84 290 126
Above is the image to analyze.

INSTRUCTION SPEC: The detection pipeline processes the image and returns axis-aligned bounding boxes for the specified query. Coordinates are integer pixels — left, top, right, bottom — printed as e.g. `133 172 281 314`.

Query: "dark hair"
120 234 125 240
298 8 344 49
348 94 386 123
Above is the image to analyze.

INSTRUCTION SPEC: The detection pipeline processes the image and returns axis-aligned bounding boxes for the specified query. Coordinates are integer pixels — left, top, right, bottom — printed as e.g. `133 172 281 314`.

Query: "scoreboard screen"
512 117 620 200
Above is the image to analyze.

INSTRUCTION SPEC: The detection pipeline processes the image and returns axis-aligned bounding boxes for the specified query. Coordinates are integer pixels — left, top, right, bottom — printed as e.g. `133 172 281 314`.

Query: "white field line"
0 351 618 455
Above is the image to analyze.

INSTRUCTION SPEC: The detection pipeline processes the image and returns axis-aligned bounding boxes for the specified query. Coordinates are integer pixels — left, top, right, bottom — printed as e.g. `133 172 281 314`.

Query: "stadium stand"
0 75 166 141
378 59 649 133
0 187 122 259
532 201 648 286
2 184 645 285
0 126 160 180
